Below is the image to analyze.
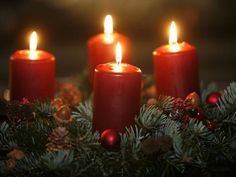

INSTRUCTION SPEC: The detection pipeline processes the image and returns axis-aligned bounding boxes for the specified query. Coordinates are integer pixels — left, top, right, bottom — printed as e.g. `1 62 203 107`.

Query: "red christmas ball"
100 129 120 150
206 92 221 106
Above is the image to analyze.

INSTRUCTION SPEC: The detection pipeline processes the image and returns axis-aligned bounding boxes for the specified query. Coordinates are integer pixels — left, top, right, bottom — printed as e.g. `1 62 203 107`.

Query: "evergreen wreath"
0 73 235 177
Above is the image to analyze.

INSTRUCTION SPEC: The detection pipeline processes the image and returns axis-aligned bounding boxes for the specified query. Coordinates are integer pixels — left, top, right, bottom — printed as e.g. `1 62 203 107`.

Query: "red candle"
153 21 199 98
93 43 141 133
88 15 130 85
10 31 55 101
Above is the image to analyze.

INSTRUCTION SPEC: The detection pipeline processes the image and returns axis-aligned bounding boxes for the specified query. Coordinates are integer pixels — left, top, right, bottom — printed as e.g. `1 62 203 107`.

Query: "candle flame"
169 21 177 45
168 21 180 52
116 42 122 65
104 15 113 34
104 15 113 43
114 42 122 71
29 31 38 59
30 31 38 51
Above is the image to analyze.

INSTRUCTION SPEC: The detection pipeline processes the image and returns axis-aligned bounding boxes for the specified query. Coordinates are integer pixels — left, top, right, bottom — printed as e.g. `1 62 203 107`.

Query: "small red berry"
195 108 206 121
206 92 221 106
180 123 186 129
182 115 190 123
207 122 215 130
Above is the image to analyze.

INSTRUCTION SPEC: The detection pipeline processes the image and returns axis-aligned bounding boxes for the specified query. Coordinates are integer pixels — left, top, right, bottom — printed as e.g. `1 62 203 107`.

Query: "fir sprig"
0 81 236 177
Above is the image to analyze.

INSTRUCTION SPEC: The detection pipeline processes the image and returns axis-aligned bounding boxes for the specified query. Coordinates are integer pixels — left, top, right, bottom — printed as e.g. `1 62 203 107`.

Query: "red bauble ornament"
195 108 206 121
100 129 120 150
206 92 221 106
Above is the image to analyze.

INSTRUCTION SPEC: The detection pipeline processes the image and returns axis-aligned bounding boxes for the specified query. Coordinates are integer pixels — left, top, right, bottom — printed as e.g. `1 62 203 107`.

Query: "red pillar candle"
10 31 55 101
93 43 141 133
88 15 130 85
153 21 199 98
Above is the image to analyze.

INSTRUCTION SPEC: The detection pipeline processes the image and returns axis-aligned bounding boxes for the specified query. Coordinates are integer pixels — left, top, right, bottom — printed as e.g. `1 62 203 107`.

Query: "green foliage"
0 82 236 177
218 82 236 116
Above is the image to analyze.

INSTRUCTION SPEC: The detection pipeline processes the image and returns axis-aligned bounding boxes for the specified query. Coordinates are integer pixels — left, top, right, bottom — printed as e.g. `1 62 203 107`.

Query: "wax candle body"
10 50 55 101
153 42 199 98
88 33 130 84
93 63 141 133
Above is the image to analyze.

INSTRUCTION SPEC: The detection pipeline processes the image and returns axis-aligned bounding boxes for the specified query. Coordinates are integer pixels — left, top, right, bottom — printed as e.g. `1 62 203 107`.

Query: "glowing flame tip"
104 15 113 34
169 21 178 45
115 42 122 65
29 31 38 51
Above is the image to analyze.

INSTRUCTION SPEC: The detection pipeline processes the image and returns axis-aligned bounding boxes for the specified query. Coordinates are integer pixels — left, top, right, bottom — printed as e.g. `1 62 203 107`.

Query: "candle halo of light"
114 42 122 71
104 15 114 43
29 31 38 59
168 21 180 52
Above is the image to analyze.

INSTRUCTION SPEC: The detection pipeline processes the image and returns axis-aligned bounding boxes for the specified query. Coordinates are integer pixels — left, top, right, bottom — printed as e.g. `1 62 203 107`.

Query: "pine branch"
217 82 236 117
0 78 236 177
73 100 93 122
0 122 17 149
15 152 42 173
122 125 144 153
136 105 166 131
41 150 74 171
223 120 236 125
33 100 53 117
155 95 175 112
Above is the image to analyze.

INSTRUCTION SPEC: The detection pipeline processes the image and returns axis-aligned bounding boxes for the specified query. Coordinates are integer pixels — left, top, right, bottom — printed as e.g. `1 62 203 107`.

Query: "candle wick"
170 41 178 46
117 60 121 66
169 42 180 52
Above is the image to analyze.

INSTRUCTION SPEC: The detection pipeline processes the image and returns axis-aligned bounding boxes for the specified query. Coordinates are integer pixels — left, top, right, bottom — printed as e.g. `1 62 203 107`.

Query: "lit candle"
88 15 130 85
10 31 55 101
93 43 141 133
153 21 199 98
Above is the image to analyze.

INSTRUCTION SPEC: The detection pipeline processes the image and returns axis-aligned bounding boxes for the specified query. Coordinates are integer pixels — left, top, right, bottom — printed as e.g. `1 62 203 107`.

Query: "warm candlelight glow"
29 31 38 59
114 42 122 71
169 21 180 52
104 15 113 43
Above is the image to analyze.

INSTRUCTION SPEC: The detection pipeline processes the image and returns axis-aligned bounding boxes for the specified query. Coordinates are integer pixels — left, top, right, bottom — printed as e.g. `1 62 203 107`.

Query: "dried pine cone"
53 105 72 124
6 149 25 171
185 92 200 109
6 159 16 170
141 135 173 155
7 149 25 160
58 83 82 107
50 98 64 111
46 127 74 152
6 101 34 125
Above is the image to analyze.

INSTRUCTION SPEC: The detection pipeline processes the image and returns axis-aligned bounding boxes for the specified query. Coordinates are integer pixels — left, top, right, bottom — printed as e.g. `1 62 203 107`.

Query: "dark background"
0 0 236 88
